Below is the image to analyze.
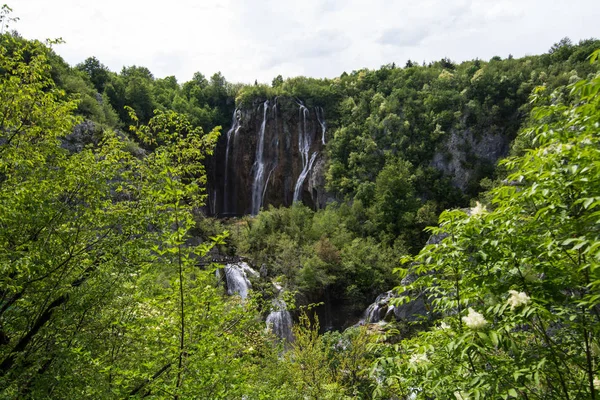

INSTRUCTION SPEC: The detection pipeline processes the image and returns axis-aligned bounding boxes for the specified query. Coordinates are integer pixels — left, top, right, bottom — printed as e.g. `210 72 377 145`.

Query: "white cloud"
378 28 431 47
12 0 600 84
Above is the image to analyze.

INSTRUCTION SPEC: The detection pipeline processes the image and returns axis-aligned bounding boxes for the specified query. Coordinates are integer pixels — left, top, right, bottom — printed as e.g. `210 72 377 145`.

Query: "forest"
1 5 600 399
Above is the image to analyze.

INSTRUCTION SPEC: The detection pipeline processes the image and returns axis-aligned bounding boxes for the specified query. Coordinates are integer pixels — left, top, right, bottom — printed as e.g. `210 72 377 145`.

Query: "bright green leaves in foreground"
0 33 271 398
374 57 600 399
0 29 379 400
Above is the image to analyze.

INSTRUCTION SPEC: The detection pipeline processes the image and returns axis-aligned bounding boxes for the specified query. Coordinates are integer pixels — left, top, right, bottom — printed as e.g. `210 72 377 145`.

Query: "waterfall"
266 299 294 342
359 289 426 325
316 106 326 145
220 262 259 299
293 103 318 203
210 190 216 215
262 165 276 205
251 100 269 215
261 99 279 206
360 291 396 324
223 108 241 214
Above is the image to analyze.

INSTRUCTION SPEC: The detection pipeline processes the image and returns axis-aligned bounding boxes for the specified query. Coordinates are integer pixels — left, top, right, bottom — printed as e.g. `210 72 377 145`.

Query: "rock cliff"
207 97 328 216
431 126 512 193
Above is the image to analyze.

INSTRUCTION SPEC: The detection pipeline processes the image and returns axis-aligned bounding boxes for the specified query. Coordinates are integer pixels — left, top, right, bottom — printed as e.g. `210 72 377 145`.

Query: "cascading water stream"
223 108 241 214
316 106 326 145
262 165 276 205
361 292 395 324
218 262 259 300
251 100 269 215
266 299 294 342
260 100 279 206
293 103 317 202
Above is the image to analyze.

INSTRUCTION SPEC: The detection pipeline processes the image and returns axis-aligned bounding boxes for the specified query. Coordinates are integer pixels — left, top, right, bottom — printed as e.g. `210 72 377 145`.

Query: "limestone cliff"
207 97 328 216
431 126 512 193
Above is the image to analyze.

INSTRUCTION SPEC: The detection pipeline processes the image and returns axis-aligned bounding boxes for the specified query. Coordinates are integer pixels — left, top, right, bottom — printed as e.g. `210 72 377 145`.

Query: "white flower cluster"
409 352 429 364
470 201 487 216
462 308 487 329
594 376 600 390
507 290 530 310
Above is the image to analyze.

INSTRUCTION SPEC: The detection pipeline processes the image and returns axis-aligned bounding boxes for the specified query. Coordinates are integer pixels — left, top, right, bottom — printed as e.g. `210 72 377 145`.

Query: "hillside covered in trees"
1 6 600 398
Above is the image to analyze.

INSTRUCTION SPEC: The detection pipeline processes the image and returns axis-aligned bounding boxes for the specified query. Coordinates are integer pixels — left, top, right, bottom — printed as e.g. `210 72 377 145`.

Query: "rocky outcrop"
431 127 511 192
358 286 427 325
207 97 329 216
307 156 329 210
61 120 102 153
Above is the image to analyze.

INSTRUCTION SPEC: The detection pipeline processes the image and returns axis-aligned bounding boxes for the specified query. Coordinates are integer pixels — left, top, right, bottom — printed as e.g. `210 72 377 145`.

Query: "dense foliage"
0 22 377 399
232 204 406 313
0 30 273 398
2 6 600 398
228 38 600 324
372 50 600 399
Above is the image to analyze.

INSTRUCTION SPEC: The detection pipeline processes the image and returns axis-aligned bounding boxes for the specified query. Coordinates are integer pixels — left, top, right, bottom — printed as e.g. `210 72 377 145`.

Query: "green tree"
272 74 284 88
76 56 110 93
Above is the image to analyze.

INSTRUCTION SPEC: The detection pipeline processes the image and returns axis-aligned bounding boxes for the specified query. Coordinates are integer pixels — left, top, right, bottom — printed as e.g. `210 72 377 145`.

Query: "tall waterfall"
316 106 326 145
223 108 241 214
210 190 216 215
251 101 269 215
219 262 259 299
216 99 327 214
293 103 318 202
266 299 294 342
260 99 279 206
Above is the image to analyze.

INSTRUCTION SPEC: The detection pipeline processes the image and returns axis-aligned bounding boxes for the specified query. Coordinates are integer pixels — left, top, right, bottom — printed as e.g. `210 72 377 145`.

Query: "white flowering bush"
469 201 487 216
373 54 600 400
506 290 530 310
461 308 487 329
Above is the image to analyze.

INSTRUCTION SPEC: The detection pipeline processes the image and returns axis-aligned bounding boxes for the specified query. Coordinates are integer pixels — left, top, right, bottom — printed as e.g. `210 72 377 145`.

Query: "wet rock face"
207 97 329 216
359 289 427 325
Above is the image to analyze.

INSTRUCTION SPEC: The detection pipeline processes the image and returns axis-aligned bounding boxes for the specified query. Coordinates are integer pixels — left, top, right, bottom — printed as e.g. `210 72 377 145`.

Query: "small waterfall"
262 165 276 205
316 106 326 145
266 299 294 342
223 109 241 214
210 190 216 215
293 103 318 203
251 100 269 215
360 291 396 324
220 262 259 299
359 289 426 325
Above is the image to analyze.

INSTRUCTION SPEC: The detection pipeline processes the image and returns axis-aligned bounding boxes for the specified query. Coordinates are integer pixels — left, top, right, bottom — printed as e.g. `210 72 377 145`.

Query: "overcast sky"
12 0 600 84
